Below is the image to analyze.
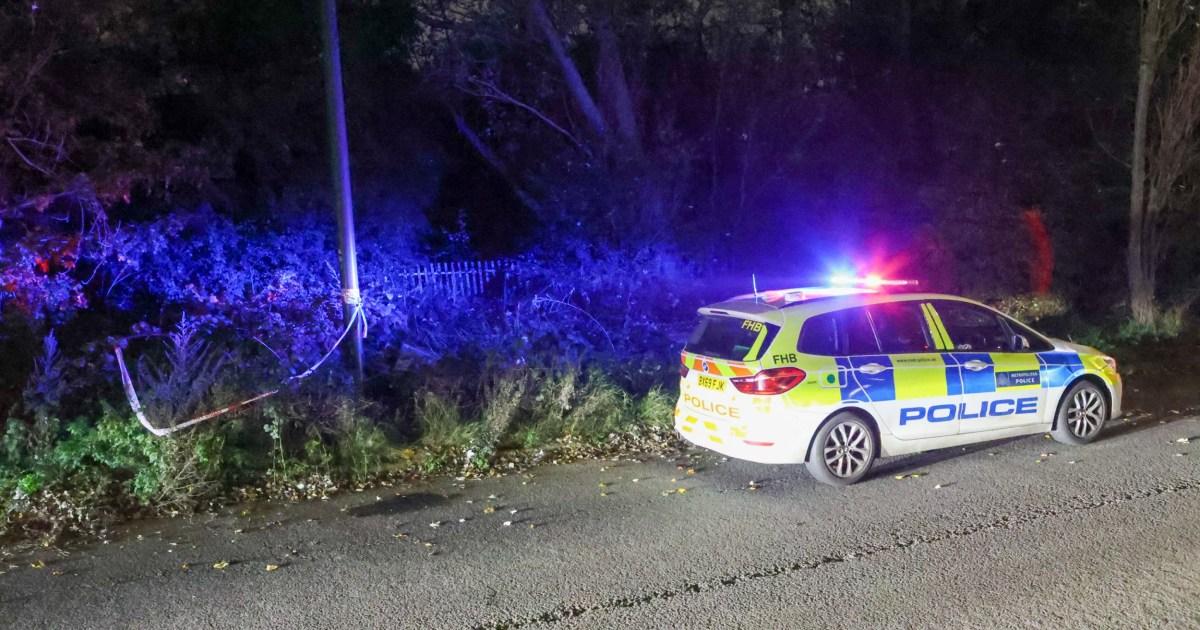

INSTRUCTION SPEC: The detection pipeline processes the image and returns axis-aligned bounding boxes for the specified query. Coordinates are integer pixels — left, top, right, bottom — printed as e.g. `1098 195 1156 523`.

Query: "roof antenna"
752 273 760 303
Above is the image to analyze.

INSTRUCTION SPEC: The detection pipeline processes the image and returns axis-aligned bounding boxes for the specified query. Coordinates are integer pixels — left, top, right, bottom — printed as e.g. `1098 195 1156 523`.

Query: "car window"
932 301 1013 352
686 315 780 361
798 308 880 356
868 302 934 354
842 307 879 355
999 315 1055 352
798 312 838 355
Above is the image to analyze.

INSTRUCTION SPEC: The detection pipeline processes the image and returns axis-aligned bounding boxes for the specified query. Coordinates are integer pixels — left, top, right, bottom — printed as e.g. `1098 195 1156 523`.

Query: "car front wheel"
806 412 876 486
1051 380 1108 446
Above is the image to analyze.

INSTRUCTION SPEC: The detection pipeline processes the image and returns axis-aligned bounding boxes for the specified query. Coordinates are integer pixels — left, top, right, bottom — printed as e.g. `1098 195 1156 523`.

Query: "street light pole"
319 0 364 384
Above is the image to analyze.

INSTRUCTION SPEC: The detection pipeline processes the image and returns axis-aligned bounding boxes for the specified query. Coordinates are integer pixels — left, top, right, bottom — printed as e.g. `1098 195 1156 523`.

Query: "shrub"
415 389 482 454
565 371 632 441
991 293 1069 323
333 405 392 486
1115 307 1187 342
2 407 237 541
635 386 676 430
134 316 230 426
521 368 666 444
52 410 229 513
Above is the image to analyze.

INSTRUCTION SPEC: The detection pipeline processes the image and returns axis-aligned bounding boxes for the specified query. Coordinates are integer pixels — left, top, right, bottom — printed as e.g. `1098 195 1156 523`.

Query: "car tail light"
680 364 690 379
729 367 806 395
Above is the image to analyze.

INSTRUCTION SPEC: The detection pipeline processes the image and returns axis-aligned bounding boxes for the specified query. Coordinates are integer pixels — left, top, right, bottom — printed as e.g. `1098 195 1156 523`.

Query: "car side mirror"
1012 334 1030 351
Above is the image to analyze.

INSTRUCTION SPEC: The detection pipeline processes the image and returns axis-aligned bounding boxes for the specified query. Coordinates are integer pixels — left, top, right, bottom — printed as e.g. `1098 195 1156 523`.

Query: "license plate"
697 375 725 392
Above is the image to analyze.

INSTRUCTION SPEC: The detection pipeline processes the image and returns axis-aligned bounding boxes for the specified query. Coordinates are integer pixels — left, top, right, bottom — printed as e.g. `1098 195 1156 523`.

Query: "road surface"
3 412 1199 629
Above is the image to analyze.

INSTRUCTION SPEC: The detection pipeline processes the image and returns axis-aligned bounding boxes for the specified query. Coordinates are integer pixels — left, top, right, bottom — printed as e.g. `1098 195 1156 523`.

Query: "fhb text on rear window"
686 316 780 361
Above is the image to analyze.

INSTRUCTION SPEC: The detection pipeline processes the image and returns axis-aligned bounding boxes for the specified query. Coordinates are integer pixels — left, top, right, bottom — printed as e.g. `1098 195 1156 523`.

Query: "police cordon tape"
114 304 366 438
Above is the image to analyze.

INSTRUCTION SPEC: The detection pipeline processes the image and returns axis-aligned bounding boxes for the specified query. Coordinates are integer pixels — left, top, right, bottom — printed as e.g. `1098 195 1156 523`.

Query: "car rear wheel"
1051 380 1108 446
806 412 876 486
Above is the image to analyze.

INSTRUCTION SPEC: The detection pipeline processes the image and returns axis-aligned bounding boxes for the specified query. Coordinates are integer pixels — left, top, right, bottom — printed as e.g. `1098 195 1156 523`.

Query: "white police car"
675 282 1122 485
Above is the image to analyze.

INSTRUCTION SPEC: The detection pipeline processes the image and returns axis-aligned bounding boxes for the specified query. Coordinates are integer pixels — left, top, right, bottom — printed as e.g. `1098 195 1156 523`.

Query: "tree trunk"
1128 6 1159 326
528 0 609 142
595 15 640 156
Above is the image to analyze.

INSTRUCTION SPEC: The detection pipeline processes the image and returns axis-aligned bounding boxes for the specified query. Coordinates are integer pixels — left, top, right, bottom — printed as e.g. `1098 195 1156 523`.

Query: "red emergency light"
829 274 919 289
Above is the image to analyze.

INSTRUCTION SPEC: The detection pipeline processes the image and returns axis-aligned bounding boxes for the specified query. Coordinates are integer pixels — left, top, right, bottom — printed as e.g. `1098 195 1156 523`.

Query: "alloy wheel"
823 421 872 478
1067 388 1105 439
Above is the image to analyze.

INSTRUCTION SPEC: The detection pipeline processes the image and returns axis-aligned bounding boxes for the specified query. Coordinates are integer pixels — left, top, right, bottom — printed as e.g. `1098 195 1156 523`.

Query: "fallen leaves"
212 561 230 570
265 564 280 572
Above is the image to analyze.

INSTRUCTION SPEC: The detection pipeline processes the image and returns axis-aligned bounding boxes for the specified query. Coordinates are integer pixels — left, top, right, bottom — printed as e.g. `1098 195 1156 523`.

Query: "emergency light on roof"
731 286 874 304
829 274 919 289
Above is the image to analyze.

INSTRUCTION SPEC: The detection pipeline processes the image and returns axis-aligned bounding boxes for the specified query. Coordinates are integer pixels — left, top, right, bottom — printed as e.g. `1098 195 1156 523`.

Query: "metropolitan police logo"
701 361 710 373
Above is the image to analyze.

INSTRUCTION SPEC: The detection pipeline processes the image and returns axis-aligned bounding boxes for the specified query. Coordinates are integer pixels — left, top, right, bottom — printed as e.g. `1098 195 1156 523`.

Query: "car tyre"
1051 380 1108 446
806 412 876 486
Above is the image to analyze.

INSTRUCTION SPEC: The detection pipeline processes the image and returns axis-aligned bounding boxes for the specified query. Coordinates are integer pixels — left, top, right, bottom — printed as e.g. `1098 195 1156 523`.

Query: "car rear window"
686 315 780 361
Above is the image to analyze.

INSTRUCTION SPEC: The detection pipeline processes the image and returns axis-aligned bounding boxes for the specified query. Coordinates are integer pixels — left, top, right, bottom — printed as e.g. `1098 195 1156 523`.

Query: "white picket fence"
395 259 514 298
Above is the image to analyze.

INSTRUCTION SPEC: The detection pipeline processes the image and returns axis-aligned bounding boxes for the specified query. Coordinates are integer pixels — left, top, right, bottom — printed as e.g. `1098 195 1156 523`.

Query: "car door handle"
857 362 889 375
963 360 989 372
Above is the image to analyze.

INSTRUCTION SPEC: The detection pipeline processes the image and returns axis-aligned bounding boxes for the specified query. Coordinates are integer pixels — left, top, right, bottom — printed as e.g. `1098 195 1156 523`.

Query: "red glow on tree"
1021 207 1054 295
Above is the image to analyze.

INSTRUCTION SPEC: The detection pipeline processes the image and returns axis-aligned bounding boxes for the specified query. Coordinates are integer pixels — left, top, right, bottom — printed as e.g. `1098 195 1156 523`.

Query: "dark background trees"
7 0 1190 312
2 0 1197 343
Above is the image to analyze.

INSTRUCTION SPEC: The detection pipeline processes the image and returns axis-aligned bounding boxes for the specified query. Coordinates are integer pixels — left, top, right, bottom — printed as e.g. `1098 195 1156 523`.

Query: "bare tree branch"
6 136 53 176
462 77 592 158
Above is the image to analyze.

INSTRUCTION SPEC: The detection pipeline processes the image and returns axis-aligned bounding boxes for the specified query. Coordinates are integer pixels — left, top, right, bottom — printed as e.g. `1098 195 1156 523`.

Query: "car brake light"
680 364 690 379
729 367 806 395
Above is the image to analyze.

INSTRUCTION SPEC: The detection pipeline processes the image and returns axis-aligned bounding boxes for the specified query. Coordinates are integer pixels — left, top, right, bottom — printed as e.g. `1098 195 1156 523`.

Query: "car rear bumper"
674 398 817 465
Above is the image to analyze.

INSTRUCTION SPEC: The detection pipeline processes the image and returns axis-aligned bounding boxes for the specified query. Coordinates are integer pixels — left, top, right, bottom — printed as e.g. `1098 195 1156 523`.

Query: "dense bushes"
0 205 694 542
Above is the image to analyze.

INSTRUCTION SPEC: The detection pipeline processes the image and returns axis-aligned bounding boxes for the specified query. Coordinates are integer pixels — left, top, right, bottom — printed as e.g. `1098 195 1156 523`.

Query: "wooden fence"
395 260 514 298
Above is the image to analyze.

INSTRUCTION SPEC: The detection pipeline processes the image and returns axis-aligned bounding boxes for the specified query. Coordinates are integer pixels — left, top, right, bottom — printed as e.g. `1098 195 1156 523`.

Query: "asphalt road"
3 412 1200 629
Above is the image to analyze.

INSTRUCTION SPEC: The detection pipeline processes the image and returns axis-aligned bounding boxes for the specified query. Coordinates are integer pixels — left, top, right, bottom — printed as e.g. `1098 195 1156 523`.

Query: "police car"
675 279 1121 485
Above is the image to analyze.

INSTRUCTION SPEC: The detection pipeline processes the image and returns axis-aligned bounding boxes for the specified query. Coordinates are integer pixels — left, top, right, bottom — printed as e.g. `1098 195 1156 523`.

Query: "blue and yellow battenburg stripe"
831 351 1081 403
